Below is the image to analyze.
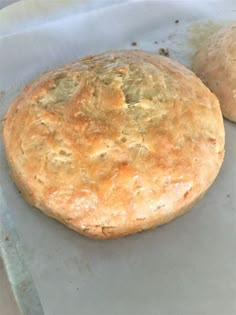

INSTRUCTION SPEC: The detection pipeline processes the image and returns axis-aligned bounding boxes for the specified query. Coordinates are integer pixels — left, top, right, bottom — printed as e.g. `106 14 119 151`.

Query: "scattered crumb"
18 190 21 194
154 41 158 44
131 41 137 46
175 20 179 24
0 90 5 98
5 236 9 241
227 194 230 198
158 48 169 57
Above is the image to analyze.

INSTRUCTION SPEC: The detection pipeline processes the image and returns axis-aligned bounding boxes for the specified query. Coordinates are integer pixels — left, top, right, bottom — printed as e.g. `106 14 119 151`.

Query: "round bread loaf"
2 50 225 239
192 25 236 122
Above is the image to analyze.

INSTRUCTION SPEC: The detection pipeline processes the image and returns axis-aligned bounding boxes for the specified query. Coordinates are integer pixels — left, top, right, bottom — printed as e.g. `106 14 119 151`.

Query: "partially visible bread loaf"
192 25 236 122
2 50 225 239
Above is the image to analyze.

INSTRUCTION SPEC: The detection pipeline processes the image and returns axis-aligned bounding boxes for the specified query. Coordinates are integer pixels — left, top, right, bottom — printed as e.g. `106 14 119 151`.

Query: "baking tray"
0 1 236 314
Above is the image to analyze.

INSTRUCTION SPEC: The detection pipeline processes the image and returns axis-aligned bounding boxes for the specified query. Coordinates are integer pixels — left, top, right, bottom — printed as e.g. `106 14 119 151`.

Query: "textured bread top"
2 50 225 238
192 25 236 122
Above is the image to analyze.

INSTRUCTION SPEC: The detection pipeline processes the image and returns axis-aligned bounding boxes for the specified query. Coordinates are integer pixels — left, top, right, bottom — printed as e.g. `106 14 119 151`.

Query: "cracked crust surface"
192 25 236 122
2 50 225 239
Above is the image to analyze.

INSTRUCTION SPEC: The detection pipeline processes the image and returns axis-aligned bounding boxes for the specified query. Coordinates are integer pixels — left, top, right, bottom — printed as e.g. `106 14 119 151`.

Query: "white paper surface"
0 1 236 314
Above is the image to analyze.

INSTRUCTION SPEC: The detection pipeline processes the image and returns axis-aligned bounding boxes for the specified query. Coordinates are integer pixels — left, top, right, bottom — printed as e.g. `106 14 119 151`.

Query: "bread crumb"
158 48 169 57
0 90 5 99
131 42 137 46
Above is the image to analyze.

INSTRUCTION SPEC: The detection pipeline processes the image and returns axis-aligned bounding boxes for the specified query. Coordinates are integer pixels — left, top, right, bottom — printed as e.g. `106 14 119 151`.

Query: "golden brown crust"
192 25 236 122
2 50 225 239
